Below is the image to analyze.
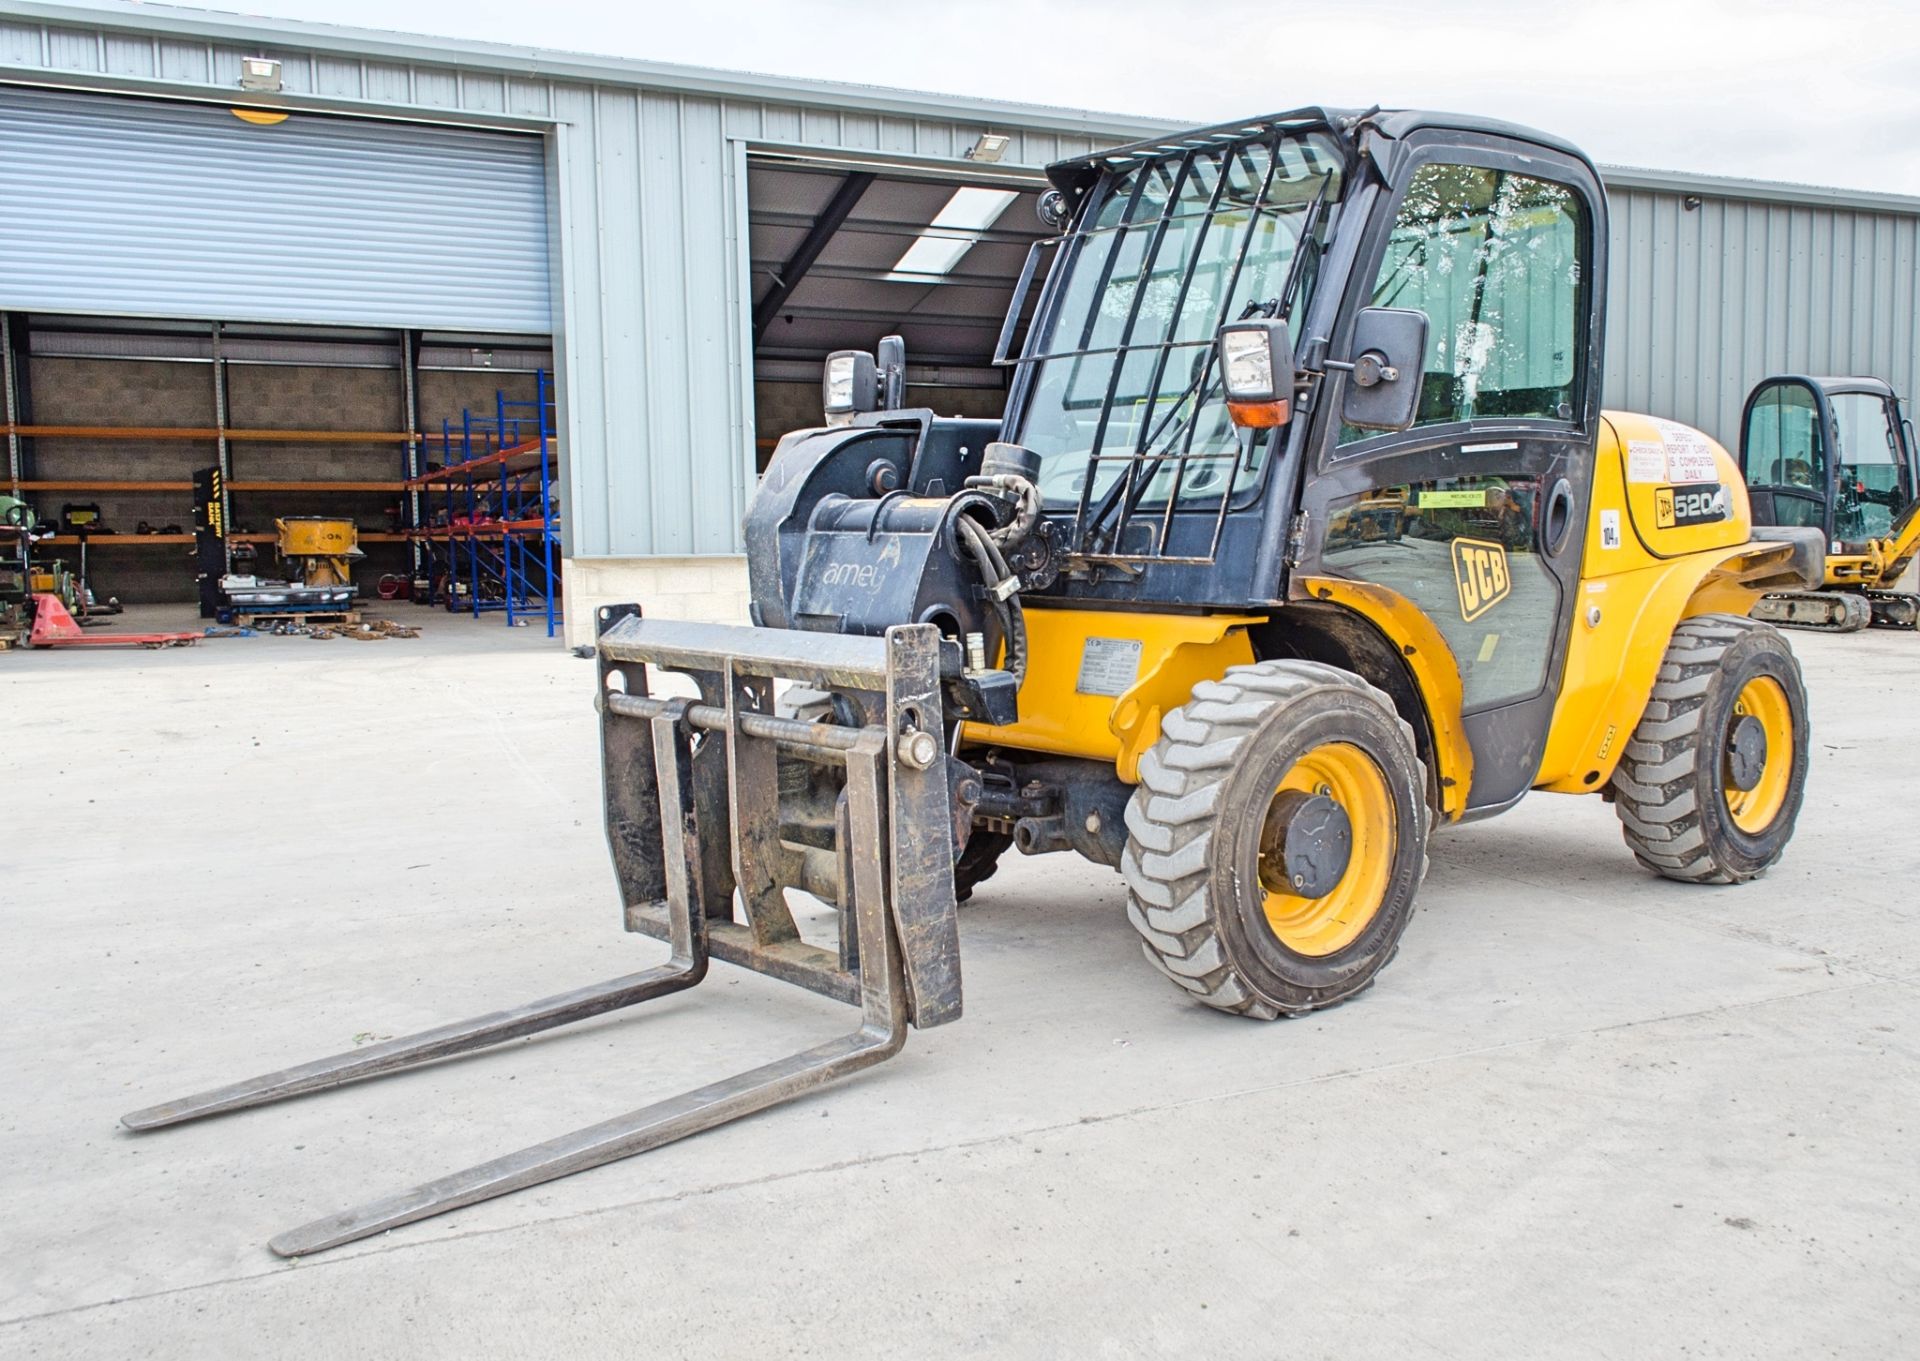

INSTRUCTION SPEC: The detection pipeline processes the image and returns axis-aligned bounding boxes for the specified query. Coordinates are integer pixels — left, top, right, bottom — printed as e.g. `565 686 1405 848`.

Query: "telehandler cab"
126 107 1826 1256
1740 374 1920 631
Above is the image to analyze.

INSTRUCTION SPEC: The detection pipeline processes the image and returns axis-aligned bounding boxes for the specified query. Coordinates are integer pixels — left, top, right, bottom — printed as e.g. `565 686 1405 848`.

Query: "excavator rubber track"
1751 590 1874 633
1863 589 1920 629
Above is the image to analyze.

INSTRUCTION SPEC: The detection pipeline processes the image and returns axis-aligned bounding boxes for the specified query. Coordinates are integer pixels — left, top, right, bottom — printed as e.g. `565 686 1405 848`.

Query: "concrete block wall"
227 362 409 593
561 555 749 650
23 357 545 605
27 357 216 603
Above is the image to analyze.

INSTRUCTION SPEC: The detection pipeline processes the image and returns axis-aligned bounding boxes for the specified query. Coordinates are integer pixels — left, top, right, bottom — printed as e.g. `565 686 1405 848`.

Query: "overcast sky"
113 0 1920 196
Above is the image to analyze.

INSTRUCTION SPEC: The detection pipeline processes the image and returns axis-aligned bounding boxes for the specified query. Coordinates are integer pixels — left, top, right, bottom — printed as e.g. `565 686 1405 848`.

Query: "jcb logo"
1451 537 1511 622
1654 483 1730 529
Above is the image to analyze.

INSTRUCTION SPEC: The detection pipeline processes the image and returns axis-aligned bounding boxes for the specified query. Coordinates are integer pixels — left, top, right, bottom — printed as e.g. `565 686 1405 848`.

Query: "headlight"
1216 319 1297 429
825 355 857 410
1220 329 1276 401
823 350 877 420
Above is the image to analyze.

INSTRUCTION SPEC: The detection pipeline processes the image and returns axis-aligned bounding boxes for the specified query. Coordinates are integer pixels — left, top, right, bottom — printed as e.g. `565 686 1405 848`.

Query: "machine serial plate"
1077 637 1144 697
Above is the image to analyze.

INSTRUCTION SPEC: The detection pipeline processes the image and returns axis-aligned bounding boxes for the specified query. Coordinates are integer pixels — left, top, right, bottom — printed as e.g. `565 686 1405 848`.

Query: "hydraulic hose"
955 511 1026 685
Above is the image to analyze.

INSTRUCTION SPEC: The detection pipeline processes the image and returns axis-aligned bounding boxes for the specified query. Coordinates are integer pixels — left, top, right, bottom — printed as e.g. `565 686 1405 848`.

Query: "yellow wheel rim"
1724 676 1794 834
1260 742 1395 957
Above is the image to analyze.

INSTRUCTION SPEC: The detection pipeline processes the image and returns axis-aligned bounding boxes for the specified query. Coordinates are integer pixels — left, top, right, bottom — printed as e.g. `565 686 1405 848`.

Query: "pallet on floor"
232 609 361 627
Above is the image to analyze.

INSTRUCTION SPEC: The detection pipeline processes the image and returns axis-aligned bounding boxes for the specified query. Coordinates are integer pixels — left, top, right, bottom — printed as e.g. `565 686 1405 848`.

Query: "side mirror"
875 334 907 411
1336 307 1429 433
1217 319 1298 429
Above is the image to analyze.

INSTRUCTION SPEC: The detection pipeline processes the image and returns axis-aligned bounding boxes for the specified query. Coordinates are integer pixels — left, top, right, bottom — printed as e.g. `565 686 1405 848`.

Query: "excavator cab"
1742 375 1920 629
124 107 1826 1255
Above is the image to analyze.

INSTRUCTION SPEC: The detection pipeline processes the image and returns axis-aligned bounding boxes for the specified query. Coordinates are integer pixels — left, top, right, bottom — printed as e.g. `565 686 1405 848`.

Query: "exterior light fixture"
239 56 283 92
966 133 1011 164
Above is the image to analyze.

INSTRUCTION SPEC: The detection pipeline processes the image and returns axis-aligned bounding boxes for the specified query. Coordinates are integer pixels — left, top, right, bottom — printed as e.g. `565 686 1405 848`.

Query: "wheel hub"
1725 712 1767 791
1259 789 1353 900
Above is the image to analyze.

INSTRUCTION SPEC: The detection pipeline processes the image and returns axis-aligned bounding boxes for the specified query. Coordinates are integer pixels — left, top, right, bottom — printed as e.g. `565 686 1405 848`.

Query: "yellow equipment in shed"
274 515 359 589
125 106 1830 1257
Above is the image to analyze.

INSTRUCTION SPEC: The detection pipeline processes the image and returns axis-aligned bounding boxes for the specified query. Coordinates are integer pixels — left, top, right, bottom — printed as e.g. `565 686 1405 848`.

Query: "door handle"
1543 477 1576 556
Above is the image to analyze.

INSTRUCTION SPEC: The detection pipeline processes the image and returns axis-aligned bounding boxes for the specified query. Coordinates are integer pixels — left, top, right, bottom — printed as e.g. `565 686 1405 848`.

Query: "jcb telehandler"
1739 374 1920 631
125 107 1826 1256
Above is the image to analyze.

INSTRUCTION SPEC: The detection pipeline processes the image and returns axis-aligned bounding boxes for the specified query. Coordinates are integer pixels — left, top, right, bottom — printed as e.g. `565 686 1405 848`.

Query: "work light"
823 350 878 423
1217 319 1296 428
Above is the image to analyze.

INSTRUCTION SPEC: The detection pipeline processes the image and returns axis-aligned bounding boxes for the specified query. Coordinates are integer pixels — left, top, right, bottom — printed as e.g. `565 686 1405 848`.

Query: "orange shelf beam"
15 479 405 493
4 424 422 443
404 438 551 487
43 531 409 547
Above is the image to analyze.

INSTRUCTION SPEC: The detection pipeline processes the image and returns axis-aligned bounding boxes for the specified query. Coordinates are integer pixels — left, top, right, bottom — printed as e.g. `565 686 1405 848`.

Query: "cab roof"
1045 106 1592 198
1806 375 1901 401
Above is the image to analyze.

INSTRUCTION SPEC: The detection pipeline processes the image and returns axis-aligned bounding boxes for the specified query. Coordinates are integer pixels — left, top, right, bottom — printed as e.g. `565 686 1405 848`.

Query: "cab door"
1296 136 1606 813
1739 378 1832 540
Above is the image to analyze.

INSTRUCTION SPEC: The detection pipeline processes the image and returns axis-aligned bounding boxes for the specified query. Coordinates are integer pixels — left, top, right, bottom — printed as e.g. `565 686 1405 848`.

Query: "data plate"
1076 636 1144 697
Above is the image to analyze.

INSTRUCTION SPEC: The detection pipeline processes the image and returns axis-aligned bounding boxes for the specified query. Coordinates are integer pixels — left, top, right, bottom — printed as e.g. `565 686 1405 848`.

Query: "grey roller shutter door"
0 86 551 332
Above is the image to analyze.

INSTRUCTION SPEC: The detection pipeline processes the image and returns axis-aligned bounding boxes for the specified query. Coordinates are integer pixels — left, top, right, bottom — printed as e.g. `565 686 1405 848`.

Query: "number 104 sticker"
1600 508 1622 550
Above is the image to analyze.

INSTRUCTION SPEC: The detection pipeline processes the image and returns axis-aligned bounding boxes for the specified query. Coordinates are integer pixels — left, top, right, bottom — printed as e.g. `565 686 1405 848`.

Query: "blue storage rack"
405 369 562 637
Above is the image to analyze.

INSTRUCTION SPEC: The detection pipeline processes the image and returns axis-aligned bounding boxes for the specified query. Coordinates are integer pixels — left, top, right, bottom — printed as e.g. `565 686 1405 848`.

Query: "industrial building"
3 0 1920 643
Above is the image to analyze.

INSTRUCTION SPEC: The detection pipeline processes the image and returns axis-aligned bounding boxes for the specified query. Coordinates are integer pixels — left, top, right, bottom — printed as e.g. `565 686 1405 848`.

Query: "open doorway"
746 155 1055 469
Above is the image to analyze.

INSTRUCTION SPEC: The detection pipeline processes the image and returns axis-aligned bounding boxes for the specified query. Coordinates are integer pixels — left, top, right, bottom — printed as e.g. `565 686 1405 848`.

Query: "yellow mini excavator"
1739 374 1920 631
124 107 1828 1255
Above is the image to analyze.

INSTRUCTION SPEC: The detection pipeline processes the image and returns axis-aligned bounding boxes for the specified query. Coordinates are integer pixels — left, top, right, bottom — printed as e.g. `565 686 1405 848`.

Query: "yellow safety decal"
1417 489 1490 509
1451 538 1511 622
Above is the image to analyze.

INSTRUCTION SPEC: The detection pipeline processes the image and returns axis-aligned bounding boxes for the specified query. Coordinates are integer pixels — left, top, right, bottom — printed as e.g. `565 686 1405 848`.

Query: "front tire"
1609 614 1809 883
1121 661 1431 1018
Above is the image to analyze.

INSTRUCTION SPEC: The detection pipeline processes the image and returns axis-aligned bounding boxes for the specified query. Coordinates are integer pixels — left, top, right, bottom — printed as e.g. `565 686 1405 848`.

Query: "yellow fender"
1535 539 1808 793
1291 576 1475 822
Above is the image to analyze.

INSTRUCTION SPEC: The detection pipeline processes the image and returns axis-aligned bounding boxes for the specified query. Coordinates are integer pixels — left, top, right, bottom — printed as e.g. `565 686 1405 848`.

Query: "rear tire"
1609 614 1809 884
1121 660 1430 1018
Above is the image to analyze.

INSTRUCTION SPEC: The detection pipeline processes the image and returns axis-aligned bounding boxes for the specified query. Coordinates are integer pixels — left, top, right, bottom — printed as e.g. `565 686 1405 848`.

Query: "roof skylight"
892 186 1018 276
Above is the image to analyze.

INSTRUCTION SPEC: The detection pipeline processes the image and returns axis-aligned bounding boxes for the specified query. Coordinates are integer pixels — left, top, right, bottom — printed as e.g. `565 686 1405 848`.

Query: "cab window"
1742 382 1824 491
1342 163 1584 443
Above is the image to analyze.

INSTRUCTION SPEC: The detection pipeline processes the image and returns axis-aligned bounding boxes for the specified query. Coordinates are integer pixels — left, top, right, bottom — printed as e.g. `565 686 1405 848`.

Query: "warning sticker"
1076 637 1144 697
1599 508 1622 550
1652 418 1720 484
1665 448 1720 485
1626 441 1667 484
1416 489 1490 509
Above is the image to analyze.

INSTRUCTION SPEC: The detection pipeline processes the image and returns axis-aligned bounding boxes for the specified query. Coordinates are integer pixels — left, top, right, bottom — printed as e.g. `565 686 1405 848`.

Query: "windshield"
1011 131 1345 517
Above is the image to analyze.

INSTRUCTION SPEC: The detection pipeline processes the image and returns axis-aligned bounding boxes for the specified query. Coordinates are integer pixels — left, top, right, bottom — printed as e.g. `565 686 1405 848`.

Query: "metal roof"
748 163 1051 368
6 2 1919 218
0 0 1188 142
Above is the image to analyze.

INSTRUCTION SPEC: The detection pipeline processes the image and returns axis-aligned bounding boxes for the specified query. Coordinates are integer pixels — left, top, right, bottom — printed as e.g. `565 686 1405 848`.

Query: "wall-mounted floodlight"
966 133 1011 164
239 56 283 92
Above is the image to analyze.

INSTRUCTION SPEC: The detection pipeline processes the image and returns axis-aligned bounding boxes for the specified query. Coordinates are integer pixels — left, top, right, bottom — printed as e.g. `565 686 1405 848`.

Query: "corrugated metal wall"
4 5 1919 558
1604 185 1920 449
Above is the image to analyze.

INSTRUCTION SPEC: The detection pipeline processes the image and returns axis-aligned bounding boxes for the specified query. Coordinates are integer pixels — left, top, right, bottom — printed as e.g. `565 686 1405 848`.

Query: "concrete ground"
2 603 1915 1358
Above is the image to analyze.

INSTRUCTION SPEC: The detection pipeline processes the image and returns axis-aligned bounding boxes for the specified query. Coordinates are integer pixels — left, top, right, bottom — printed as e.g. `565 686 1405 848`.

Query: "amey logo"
1451 537 1511 622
